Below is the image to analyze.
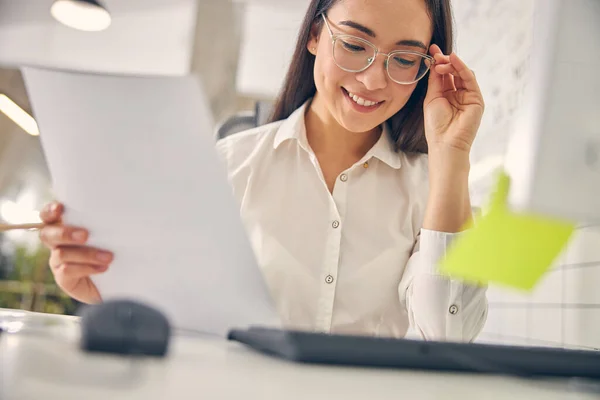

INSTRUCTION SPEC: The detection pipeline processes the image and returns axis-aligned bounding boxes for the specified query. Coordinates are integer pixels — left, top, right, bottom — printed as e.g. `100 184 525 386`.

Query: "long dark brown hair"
268 0 454 154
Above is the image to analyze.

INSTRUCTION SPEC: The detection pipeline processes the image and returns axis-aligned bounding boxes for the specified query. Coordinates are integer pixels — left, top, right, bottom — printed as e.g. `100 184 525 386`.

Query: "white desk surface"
1 309 599 400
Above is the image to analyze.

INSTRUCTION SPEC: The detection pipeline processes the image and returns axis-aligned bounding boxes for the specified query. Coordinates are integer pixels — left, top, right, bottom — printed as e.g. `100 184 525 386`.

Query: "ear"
306 21 321 55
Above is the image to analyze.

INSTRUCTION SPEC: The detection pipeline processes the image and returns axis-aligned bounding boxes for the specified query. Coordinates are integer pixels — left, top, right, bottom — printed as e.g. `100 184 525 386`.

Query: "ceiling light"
51 0 112 32
0 94 40 136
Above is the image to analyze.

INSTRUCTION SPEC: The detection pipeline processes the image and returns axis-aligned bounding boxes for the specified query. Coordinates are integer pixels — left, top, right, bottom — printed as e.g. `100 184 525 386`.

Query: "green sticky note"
439 171 576 290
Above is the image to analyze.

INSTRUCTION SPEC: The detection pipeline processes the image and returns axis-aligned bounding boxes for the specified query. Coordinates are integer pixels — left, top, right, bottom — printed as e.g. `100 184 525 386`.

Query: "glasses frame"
320 14 435 85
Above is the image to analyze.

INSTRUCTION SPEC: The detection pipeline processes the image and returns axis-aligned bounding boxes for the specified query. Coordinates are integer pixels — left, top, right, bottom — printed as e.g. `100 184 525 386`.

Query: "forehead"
328 0 433 46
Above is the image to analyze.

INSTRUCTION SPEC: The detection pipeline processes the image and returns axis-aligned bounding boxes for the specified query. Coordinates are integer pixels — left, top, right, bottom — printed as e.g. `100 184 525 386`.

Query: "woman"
39 0 488 341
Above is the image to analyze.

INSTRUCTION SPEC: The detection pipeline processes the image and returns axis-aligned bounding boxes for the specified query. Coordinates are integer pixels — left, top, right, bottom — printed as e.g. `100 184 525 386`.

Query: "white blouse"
216 101 488 341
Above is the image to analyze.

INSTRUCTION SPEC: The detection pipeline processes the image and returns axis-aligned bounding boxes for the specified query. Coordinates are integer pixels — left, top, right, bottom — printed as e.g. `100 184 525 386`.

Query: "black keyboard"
228 327 600 379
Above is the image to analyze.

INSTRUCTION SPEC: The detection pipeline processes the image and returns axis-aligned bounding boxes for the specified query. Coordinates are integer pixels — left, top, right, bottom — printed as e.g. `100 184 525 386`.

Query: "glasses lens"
333 36 376 72
387 52 433 84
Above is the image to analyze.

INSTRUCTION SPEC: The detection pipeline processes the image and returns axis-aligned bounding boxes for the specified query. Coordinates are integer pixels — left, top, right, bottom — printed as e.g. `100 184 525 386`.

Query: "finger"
61 276 102 304
429 44 452 68
39 202 64 224
448 52 481 93
434 63 459 76
425 45 445 102
433 52 450 65
454 75 465 91
442 73 456 93
435 63 467 90
429 43 443 57
50 246 113 270
40 225 89 248
53 263 109 281
430 49 457 93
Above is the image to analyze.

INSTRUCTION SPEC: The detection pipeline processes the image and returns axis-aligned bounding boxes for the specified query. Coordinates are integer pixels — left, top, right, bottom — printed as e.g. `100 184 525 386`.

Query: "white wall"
453 0 534 206
452 0 600 350
0 0 197 76
235 2 307 98
478 227 600 350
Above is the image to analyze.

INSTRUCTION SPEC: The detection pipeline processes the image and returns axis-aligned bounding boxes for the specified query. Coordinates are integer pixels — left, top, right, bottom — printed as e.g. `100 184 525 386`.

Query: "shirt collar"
363 122 402 169
273 99 402 170
273 100 311 152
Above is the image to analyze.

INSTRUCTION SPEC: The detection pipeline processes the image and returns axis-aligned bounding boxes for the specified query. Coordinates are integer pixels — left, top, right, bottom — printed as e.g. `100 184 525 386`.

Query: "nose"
354 53 388 91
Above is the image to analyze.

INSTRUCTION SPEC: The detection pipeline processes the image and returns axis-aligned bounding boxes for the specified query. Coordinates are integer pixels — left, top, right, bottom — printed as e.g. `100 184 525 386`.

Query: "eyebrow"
338 20 428 50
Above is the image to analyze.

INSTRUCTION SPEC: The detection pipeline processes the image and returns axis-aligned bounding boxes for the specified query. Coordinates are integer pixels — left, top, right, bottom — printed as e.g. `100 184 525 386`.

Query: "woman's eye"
341 41 365 52
393 57 417 67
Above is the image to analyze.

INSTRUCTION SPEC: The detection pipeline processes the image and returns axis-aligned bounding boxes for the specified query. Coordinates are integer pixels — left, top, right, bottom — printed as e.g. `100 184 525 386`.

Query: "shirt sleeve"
398 228 488 342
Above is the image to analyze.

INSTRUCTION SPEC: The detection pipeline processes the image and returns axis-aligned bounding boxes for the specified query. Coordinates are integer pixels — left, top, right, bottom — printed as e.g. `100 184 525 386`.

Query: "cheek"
388 85 417 112
314 54 348 96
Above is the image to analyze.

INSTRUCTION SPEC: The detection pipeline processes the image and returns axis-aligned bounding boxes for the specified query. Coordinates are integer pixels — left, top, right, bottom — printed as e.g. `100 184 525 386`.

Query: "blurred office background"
0 0 598 348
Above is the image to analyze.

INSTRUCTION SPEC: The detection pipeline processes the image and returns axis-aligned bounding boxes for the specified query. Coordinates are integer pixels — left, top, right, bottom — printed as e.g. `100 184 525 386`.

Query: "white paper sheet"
22 67 280 337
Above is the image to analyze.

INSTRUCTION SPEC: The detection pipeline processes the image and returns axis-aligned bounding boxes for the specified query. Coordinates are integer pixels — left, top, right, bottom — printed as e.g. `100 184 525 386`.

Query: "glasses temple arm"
320 14 335 38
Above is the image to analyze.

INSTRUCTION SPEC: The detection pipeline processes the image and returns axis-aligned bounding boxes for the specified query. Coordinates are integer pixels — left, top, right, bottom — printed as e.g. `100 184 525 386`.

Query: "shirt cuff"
418 228 464 275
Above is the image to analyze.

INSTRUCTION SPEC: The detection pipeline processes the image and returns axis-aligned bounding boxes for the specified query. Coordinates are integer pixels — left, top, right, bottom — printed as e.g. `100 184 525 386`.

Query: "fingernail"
96 251 112 262
95 264 109 272
71 230 87 242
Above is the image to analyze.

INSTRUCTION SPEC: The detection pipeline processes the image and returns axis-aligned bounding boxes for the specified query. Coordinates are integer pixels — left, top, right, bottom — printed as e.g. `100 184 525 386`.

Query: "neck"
304 94 381 162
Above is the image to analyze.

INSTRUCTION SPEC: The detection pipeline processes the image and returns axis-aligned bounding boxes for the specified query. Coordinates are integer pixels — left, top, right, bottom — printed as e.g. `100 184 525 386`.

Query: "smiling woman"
271 0 454 154
39 0 488 342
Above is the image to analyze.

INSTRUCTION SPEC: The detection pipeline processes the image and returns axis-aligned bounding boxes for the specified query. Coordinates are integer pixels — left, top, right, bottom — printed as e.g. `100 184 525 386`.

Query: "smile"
342 88 384 113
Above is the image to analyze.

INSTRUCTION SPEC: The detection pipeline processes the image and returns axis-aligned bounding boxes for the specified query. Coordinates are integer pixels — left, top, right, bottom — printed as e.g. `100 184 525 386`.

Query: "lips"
342 88 383 107
342 88 384 113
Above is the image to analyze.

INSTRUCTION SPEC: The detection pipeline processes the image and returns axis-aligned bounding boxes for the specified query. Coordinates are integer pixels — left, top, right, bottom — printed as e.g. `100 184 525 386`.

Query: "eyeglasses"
320 14 435 85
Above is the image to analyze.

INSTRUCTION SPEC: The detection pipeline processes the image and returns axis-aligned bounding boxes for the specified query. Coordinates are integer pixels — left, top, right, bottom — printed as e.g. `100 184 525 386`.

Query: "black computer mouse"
79 299 171 357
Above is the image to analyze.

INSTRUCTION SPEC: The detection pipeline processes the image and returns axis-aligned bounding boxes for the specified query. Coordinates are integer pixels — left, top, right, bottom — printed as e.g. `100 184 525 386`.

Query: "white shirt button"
449 305 459 315
332 220 340 229
340 174 348 182
325 275 334 284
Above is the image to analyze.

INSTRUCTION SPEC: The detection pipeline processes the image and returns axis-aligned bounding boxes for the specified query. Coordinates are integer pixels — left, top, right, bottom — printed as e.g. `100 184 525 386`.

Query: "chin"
340 119 381 134
336 104 387 134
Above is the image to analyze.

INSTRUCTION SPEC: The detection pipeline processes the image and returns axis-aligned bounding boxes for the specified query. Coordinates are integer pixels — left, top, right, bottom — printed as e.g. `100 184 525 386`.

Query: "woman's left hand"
423 44 485 154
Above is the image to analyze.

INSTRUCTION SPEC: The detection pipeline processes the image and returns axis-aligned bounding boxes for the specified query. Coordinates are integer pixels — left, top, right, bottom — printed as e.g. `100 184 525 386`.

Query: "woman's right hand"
39 202 114 304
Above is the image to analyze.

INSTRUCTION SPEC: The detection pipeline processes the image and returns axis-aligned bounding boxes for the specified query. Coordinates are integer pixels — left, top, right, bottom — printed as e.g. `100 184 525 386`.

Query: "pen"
0 223 45 232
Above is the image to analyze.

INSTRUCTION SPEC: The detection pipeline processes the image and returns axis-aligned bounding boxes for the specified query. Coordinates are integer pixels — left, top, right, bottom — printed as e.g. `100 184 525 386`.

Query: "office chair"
215 101 273 141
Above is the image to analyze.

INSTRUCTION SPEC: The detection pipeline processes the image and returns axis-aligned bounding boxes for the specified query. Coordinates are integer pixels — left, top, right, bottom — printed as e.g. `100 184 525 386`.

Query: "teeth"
347 91 379 107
